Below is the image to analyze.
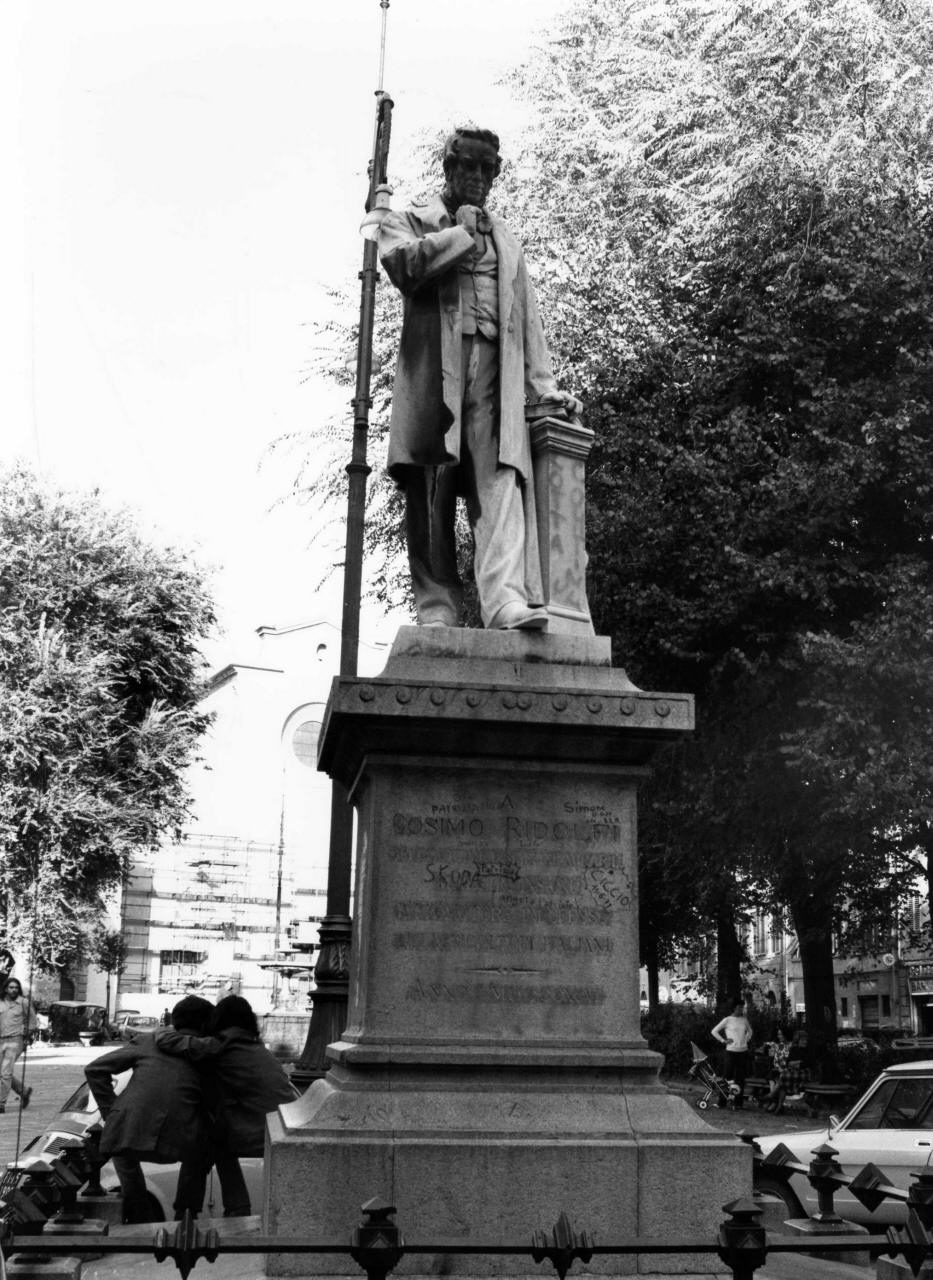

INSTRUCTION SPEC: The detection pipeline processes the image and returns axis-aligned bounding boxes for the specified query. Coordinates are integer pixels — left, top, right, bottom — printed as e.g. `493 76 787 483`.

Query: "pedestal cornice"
318 630 694 790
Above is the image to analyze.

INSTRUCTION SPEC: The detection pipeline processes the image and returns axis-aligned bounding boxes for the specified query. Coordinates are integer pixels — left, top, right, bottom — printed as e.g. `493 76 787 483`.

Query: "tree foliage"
504 0 933 1046
0 466 215 969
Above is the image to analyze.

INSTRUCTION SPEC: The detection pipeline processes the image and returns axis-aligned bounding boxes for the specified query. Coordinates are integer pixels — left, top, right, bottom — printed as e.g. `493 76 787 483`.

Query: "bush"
642 1002 796 1077
641 1004 719 1076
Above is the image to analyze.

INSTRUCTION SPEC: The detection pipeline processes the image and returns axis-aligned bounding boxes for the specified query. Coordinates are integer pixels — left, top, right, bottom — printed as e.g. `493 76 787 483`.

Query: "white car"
755 1060 933 1225
12 1068 298 1221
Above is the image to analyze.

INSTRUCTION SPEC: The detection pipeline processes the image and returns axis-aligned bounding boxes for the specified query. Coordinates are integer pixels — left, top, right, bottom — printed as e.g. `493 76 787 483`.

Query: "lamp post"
290 1 393 1090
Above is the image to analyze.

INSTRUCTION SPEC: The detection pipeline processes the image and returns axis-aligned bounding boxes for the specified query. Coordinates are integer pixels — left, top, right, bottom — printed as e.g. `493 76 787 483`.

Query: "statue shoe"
489 602 549 631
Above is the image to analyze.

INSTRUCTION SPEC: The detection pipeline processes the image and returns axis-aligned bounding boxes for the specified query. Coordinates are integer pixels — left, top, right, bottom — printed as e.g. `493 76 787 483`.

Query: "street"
0 1042 107 1168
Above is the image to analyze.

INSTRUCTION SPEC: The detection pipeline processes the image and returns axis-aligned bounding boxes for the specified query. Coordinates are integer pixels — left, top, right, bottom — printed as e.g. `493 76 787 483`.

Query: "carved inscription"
384 786 634 1029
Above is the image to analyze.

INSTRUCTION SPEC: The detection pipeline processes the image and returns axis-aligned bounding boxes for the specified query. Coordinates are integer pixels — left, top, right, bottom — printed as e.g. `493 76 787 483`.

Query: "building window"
753 914 767 956
882 995 891 1019
840 997 848 1018
769 917 784 956
292 720 322 767
159 949 205 991
910 894 924 934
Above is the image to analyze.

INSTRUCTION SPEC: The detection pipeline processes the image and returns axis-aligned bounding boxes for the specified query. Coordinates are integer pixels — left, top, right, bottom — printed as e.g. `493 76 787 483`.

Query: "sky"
1 0 565 668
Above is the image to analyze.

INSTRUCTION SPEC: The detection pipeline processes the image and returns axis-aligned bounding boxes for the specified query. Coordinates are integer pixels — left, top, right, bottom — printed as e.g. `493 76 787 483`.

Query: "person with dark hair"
0 977 37 1113
763 1030 812 1114
157 994 294 1217
85 995 215 1222
377 124 582 631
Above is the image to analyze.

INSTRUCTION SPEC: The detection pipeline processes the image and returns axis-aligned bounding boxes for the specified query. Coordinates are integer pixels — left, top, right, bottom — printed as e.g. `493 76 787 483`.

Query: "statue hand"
455 204 483 235
556 390 584 418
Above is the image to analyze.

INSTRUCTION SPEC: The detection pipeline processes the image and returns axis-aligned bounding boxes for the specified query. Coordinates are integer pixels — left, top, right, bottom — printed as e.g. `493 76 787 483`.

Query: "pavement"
1 1053 876 1279
0 1042 107 1168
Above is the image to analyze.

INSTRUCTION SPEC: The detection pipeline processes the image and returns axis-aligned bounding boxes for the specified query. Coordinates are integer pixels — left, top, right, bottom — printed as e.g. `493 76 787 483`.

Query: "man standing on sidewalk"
710 999 753 1109
0 977 36 1113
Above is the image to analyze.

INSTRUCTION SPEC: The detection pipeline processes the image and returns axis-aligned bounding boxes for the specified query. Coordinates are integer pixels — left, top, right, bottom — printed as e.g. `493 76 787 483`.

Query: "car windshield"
58 1081 94 1114
847 1076 933 1130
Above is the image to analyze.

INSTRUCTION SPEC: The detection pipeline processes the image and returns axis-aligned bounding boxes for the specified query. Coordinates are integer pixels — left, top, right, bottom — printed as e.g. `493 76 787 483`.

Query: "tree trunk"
920 828 933 948
715 899 743 1009
789 892 838 1078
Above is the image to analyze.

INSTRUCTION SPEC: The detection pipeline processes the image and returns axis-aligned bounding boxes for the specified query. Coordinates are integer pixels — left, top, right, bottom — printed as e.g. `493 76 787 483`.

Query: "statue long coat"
377 194 560 486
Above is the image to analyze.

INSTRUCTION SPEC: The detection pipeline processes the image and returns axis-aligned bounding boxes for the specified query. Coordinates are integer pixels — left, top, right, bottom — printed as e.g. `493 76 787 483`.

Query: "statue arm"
378 212 476 297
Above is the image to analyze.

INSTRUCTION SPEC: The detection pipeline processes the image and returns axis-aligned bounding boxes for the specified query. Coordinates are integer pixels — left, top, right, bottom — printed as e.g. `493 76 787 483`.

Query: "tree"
502 0 933 1058
0 466 215 969
92 925 130 1018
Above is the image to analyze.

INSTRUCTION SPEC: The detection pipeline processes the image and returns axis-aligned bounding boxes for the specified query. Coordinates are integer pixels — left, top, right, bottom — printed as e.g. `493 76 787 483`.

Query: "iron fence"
3 1130 933 1280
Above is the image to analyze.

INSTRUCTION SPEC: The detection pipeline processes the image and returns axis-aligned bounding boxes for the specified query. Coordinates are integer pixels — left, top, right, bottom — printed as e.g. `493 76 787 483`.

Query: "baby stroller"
688 1041 741 1110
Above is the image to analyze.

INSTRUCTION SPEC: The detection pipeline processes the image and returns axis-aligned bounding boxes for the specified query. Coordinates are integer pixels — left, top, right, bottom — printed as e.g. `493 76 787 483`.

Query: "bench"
801 1083 855 1118
744 1076 772 1105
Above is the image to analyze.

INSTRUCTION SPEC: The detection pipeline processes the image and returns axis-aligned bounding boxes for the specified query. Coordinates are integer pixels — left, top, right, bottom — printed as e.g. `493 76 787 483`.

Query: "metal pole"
290 4 393 1090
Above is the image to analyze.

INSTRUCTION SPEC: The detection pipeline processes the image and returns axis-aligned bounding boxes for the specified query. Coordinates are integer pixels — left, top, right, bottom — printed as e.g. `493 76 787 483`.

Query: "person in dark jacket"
85 995 214 1223
156 994 294 1216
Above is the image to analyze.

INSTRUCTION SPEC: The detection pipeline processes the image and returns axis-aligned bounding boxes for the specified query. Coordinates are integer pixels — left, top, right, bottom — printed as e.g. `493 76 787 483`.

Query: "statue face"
445 138 499 209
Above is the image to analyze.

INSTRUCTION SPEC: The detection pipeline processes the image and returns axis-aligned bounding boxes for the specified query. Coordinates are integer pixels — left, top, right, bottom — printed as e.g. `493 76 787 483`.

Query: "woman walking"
0 977 37 1113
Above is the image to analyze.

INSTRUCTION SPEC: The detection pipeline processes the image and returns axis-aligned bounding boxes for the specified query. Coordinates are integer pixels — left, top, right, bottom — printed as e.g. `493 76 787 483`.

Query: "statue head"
442 127 501 210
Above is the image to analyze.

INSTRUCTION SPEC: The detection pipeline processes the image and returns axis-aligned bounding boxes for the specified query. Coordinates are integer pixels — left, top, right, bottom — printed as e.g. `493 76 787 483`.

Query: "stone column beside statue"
528 407 595 635
264 630 749 1275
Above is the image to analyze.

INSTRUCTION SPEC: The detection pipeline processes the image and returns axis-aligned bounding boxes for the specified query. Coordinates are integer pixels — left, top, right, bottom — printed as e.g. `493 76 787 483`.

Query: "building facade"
744 898 932 1035
117 618 391 1016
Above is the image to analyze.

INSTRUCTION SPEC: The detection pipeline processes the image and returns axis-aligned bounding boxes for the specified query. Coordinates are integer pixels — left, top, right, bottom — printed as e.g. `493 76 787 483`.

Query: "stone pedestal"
529 413 596 636
265 629 749 1275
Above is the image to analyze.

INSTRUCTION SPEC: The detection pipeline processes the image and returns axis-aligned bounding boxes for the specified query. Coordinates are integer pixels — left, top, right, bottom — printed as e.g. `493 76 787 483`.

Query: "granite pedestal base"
264 630 749 1275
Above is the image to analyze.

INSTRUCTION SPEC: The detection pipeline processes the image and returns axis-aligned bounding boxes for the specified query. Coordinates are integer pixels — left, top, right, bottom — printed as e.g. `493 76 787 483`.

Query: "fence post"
152 1210 220 1280
717 1197 767 1280
908 1169 933 1229
349 1197 404 1280
808 1143 846 1223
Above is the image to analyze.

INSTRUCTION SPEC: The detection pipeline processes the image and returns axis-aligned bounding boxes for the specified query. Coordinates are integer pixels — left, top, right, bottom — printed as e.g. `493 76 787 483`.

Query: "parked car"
47 1002 110 1045
10 1066 299 1221
755 1060 933 1225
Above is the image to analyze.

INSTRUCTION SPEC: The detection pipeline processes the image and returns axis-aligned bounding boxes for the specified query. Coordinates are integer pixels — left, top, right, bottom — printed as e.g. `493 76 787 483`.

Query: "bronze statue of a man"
377 126 581 631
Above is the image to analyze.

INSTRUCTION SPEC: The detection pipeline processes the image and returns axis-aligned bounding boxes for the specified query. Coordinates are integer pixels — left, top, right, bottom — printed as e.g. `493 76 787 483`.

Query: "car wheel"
755 1177 804 1219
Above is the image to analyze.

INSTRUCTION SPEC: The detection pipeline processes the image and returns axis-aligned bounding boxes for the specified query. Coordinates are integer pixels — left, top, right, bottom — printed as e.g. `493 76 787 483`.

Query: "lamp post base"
289 914 352 1093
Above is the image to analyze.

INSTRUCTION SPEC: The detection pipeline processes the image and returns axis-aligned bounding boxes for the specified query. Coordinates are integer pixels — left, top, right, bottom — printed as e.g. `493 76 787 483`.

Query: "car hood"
756 1128 838 1160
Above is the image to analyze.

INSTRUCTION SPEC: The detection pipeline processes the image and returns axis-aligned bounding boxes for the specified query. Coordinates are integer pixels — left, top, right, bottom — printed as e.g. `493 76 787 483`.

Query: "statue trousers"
405 333 529 627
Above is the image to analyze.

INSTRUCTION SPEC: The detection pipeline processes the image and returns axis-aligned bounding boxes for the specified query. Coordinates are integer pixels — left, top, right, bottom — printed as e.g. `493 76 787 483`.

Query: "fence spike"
531 1210 594 1280
152 1210 219 1279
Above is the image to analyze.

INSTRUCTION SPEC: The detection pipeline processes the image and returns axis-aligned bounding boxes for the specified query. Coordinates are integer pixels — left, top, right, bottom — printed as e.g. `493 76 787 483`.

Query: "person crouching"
85 996 214 1223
